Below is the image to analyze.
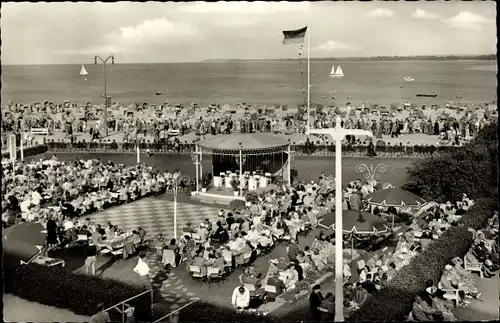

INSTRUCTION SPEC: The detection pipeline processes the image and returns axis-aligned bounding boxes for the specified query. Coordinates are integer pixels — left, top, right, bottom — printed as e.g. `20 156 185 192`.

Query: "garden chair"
207 267 227 287
464 255 484 278
438 281 461 307
189 265 205 281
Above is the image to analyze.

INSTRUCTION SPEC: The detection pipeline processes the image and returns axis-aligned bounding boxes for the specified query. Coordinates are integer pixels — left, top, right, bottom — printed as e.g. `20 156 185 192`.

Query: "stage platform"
190 187 245 206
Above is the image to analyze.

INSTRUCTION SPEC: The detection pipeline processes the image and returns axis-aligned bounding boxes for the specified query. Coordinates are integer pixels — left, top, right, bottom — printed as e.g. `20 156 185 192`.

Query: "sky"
1 1 497 65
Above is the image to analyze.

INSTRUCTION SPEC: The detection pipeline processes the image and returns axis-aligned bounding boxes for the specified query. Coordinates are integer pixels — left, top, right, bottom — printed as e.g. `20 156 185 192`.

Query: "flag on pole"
282 26 307 44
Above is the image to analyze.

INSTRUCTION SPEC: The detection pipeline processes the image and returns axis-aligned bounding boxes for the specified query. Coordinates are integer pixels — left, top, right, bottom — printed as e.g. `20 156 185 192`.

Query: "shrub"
402 123 498 203
4 263 151 321
350 198 497 322
178 301 278 323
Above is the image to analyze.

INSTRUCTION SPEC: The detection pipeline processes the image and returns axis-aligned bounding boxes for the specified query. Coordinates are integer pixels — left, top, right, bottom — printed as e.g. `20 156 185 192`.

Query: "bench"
31 128 50 135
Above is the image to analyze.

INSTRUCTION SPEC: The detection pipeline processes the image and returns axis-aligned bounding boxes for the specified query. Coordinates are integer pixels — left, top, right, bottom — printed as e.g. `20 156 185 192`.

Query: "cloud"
56 17 198 56
411 9 440 20
315 40 356 51
108 17 197 46
364 8 395 18
445 11 492 30
178 1 311 14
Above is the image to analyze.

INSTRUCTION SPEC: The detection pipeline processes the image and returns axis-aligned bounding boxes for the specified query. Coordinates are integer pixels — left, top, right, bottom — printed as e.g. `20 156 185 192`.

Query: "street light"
94 55 115 136
167 172 190 239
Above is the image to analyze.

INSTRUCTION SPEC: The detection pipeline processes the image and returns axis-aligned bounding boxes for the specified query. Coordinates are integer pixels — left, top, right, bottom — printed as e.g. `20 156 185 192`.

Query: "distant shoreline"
203 54 496 63
2 55 495 66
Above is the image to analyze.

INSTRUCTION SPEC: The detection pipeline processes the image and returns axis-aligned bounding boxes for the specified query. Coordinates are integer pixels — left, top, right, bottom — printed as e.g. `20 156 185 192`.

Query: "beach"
2 60 496 109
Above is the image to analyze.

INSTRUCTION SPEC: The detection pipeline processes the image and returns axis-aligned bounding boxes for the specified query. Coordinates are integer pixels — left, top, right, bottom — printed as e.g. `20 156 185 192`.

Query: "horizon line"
3 53 496 66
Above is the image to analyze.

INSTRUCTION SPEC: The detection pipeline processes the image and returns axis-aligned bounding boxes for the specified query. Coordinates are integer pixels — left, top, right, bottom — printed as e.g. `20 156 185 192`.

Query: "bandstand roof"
199 133 289 153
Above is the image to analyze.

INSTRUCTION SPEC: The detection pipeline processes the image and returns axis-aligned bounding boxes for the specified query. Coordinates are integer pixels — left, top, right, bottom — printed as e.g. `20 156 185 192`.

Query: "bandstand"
192 133 293 202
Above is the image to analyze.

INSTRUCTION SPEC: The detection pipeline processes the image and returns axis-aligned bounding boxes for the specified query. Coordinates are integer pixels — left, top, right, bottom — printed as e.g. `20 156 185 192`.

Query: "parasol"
3 222 47 247
319 210 388 234
3 238 42 264
364 187 426 208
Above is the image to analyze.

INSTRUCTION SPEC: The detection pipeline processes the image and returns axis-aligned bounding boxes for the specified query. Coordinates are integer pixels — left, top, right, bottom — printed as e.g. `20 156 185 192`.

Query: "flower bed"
3 263 151 321
350 198 497 322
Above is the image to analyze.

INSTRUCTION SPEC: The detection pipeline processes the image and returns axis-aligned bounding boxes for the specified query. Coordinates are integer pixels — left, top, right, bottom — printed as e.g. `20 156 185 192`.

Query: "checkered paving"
83 197 226 239
146 252 200 311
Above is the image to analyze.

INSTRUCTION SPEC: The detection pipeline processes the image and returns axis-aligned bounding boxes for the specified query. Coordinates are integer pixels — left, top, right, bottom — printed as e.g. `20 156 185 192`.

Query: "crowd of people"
410 212 498 321
1 155 192 229
2 100 495 148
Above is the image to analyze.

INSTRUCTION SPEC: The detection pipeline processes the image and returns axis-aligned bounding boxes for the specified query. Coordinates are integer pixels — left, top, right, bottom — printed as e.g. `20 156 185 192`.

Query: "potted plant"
231 178 240 196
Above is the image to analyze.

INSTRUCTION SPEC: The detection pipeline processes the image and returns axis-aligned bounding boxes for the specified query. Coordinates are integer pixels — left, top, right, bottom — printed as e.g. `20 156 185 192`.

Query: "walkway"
453 272 499 321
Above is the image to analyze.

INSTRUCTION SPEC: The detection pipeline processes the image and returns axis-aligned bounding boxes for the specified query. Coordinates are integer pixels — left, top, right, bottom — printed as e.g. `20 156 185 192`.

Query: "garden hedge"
350 197 497 322
4 263 152 321
1 144 47 159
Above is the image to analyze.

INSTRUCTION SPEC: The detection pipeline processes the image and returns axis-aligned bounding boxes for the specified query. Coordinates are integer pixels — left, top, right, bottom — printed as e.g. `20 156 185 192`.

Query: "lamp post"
286 139 296 185
307 116 373 322
235 143 247 197
94 55 114 136
167 172 190 239
190 141 202 195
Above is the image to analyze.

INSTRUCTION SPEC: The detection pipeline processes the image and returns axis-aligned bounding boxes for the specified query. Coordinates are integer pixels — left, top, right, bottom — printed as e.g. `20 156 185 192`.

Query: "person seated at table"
297 251 317 278
372 267 385 286
212 221 229 244
232 285 251 310
266 272 286 299
311 248 327 271
432 289 457 321
311 232 327 250
197 223 209 243
386 262 397 280
153 234 165 257
192 249 207 276
213 251 225 272
412 293 442 321
241 266 258 285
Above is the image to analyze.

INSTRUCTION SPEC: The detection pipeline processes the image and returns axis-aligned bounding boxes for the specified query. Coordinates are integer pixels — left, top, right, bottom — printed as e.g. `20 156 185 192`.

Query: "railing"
152 300 199 323
44 140 463 158
103 289 153 323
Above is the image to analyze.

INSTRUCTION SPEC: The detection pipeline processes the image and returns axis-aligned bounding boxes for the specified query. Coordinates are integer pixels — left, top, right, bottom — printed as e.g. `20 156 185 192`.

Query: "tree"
402 122 498 203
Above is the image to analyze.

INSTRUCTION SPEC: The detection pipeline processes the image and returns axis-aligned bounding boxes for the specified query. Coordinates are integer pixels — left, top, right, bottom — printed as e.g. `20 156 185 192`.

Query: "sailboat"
330 64 344 78
79 65 89 77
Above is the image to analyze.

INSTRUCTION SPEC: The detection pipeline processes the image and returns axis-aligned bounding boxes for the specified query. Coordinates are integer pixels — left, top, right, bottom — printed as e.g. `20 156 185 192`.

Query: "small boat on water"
155 92 162 96
404 76 414 82
416 93 438 98
79 65 88 76
330 64 344 78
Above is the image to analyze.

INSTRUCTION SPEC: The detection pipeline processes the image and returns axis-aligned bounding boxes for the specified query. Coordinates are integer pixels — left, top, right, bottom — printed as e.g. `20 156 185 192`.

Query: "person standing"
90 303 110 323
84 238 98 275
309 284 324 321
133 251 151 289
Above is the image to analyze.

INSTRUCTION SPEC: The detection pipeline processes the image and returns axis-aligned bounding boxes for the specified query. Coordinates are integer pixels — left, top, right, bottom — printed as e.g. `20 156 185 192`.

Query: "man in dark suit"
309 284 324 321
287 239 300 262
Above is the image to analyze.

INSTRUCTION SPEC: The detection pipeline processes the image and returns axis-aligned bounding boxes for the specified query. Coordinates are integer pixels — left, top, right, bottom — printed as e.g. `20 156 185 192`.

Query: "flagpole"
307 25 311 130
